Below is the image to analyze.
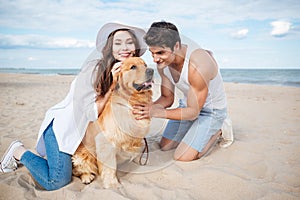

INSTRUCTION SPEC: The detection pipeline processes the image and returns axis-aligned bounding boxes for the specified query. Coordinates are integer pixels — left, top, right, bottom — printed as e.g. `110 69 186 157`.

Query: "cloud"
1 1 299 43
1 1 300 32
231 29 249 39
27 56 37 61
0 34 94 49
0 1 299 69
270 20 291 37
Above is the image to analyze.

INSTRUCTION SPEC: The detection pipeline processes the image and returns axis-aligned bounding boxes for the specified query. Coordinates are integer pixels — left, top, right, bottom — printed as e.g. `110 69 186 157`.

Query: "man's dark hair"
144 21 181 51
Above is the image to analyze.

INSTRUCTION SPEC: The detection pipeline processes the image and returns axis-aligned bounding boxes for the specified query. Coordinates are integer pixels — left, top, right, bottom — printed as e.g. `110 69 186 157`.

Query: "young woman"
0 23 146 190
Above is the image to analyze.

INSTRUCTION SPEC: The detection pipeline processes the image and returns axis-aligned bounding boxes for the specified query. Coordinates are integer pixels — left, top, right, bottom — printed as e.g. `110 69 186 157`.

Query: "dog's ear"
115 82 120 90
113 72 121 91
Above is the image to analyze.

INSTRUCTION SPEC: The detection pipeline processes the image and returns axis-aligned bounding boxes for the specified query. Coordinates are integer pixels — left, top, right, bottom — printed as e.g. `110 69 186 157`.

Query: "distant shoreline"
0 68 80 75
0 68 299 88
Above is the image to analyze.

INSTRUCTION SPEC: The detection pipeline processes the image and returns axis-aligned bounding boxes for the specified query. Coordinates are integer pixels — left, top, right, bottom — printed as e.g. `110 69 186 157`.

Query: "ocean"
220 68 300 88
0 68 299 88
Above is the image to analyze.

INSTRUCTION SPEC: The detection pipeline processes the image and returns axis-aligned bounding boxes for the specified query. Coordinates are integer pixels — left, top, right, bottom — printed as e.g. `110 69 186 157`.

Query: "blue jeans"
20 121 72 190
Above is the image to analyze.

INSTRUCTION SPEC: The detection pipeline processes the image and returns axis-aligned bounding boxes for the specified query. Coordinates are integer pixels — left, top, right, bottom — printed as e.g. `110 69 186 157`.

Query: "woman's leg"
20 122 72 190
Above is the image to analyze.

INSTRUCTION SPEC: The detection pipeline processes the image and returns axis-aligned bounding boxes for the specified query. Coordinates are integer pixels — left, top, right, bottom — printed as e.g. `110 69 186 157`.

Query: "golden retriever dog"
72 57 153 188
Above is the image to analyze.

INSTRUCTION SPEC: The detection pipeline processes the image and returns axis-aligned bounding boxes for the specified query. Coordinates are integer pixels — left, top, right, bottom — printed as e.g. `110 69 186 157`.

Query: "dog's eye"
130 65 137 70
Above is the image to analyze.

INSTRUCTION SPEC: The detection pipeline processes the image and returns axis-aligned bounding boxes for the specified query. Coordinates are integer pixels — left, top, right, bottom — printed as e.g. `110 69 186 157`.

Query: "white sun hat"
96 22 147 56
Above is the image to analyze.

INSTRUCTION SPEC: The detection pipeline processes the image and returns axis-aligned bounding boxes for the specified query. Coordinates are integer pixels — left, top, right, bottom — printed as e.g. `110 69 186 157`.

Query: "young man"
133 21 229 161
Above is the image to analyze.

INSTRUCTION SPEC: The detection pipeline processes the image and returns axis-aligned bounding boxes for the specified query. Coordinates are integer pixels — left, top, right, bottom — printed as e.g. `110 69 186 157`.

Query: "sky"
0 0 300 69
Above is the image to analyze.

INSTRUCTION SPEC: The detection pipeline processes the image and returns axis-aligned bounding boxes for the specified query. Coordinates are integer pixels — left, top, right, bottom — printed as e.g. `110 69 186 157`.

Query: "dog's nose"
146 68 154 76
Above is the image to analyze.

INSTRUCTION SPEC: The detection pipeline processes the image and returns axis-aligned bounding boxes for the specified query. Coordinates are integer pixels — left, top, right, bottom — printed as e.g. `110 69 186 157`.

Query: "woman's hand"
109 62 122 91
111 62 122 82
133 103 165 120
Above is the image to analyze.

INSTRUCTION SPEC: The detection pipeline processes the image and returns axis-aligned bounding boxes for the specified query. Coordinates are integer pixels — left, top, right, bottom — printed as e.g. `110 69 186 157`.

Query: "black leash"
139 138 149 166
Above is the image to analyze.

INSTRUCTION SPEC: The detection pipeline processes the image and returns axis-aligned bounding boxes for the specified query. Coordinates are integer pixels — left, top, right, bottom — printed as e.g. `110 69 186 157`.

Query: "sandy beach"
0 73 299 200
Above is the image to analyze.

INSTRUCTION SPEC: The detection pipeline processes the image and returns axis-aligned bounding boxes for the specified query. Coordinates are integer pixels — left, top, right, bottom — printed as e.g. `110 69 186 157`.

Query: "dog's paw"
80 173 95 184
103 178 121 189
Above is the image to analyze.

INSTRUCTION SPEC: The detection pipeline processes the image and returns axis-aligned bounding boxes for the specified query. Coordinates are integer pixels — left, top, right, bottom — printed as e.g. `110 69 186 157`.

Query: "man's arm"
133 49 216 120
156 49 214 120
154 68 175 108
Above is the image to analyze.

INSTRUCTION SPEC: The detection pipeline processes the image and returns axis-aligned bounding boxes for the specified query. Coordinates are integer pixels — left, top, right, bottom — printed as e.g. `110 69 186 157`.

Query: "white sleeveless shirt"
163 46 227 110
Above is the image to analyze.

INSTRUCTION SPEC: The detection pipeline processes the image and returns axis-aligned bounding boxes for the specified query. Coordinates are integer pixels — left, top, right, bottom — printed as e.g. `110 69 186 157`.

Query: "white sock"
13 146 26 161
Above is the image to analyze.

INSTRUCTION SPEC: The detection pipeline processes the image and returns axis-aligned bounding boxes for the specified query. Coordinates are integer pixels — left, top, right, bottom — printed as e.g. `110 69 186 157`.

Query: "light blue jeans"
20 121 72 191
162 100 227 152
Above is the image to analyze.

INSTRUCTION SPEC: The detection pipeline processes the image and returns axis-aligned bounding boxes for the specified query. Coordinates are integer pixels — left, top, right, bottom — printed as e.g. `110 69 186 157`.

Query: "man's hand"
133 103 166 120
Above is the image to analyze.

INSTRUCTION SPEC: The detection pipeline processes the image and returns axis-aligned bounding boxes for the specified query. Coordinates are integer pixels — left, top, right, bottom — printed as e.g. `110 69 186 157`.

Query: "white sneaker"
0 140 23 173
219 117 234 148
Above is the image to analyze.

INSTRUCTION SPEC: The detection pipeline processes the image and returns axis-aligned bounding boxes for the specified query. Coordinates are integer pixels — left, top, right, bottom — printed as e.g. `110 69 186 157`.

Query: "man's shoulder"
188 48 216 81
188 48 211 69
189 48 209 58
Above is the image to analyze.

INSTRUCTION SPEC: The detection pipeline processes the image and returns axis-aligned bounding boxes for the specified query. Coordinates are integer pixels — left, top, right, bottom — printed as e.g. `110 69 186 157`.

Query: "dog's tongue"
134 80 153 91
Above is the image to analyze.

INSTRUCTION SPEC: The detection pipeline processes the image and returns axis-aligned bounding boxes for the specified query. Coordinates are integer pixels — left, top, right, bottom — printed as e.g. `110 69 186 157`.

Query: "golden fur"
72 57 153 188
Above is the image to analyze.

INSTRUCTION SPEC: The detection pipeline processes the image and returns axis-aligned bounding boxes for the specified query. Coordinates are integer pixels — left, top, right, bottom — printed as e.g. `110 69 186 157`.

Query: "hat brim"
96 22 147 57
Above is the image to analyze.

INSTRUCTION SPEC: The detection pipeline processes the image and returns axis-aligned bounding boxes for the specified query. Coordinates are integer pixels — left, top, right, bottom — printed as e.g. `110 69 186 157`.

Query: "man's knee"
160 137 178 151
173 152 197 162
160 143 172 151
173 142 200 162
